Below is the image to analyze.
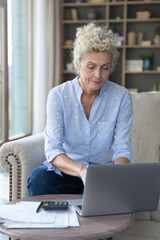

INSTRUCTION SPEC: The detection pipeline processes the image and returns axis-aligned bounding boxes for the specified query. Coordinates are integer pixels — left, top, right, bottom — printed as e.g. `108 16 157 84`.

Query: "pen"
36 201 43 213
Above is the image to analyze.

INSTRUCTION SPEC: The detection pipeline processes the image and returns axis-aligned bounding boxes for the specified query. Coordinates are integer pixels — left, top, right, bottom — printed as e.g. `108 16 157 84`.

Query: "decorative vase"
143 59 153 71
66 62 73 71
87 9 98 20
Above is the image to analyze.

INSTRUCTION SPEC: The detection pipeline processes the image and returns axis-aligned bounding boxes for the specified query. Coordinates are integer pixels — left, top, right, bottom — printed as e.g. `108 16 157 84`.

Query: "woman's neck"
78 78 100 99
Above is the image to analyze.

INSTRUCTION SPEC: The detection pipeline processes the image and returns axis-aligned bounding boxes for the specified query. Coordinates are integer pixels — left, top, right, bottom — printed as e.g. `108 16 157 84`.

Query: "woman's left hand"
79 165 87 185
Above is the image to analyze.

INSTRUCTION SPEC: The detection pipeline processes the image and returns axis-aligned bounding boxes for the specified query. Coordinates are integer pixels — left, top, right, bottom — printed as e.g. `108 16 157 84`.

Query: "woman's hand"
79 165 87 185
114 157 130 164
52 154 87 185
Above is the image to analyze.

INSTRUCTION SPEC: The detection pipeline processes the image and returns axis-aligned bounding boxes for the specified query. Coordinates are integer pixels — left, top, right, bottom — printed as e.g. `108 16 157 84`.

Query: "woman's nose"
94 68 101 78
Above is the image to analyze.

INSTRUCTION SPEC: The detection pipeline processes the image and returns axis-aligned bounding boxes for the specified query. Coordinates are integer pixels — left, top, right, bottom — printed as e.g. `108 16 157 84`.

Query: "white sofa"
0 92 160 240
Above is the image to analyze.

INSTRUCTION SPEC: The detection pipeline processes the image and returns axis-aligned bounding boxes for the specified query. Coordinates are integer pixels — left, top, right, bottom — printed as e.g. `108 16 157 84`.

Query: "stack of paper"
0 201 79 228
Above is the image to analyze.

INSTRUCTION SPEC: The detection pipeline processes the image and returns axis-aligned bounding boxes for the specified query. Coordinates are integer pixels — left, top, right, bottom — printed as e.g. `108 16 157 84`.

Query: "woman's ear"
75 61 80 70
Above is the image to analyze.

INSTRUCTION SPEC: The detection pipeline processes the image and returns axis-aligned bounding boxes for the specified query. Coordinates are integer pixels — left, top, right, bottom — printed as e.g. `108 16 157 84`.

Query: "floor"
0 167 9 240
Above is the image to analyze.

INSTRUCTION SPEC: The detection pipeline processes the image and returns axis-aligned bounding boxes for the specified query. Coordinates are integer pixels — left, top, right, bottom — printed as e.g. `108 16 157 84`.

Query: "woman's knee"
28 165 47 182
27 165 49 196
27 165 61 196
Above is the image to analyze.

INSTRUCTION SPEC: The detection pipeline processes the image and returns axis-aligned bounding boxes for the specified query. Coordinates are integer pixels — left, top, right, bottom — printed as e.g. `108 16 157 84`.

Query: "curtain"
32 0 61 134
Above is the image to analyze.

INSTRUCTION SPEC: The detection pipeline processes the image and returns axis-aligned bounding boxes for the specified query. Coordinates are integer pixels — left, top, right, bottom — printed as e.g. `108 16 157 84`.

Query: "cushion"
131 92 160 164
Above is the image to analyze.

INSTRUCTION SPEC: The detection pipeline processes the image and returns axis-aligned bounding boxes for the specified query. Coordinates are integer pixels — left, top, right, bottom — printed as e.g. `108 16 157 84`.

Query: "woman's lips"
91 80 102 85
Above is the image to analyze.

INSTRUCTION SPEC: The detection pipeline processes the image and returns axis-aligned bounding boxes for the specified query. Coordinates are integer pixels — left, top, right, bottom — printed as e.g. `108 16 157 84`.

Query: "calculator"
41 201 69 210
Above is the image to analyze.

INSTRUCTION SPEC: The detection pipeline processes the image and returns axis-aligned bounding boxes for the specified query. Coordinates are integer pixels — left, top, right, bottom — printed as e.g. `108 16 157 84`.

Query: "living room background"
0 0 160 145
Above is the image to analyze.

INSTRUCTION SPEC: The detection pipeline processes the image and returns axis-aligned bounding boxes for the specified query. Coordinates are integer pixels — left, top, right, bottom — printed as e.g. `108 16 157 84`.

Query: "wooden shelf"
63 0 160 6
126 45 160 48
62 45 123 49
63 44 160 49
63 18 160 24
62 0 160 92
63 70 74 74
63 20 107 24
63 70 160 75
127 18 160 23
108 19 124 23
63 3 107 7
125 71 160 74
63 45 73 49
108 2 125 6
126 0 160 5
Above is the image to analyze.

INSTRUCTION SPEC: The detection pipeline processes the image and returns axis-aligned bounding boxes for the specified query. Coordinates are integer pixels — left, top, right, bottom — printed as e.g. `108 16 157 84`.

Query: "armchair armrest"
0 133 45 201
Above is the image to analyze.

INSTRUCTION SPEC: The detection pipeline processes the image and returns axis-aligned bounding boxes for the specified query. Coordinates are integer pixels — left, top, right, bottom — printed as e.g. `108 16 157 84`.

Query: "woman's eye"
103 67 109 71
88 66 94 70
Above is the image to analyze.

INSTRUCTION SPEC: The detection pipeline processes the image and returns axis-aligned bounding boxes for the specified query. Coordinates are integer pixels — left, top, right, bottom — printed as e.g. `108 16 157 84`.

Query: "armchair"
0 92 160 240
0 133 45 201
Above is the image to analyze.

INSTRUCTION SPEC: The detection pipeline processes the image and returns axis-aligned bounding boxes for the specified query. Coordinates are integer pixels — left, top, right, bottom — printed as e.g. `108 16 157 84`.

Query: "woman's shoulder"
106 81 130 96
49 78 77 96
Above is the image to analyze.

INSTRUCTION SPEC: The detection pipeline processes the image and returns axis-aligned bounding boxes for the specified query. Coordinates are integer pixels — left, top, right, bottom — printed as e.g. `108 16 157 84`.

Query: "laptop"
69 163 160 216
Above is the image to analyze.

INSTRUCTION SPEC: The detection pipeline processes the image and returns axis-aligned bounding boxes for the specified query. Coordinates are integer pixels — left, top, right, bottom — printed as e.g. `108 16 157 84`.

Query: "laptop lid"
69 163 160 216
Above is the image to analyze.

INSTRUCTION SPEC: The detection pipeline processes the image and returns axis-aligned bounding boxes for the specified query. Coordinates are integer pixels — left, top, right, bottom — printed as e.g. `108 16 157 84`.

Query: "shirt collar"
73 76 83 103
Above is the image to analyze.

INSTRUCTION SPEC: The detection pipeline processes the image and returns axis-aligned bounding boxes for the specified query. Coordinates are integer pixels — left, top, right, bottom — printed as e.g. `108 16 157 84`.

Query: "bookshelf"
62 0 160 92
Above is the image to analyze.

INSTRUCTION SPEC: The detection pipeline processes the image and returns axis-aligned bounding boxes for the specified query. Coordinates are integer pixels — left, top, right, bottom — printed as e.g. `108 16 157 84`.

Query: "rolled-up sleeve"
111 91 134 163
44 89 66 173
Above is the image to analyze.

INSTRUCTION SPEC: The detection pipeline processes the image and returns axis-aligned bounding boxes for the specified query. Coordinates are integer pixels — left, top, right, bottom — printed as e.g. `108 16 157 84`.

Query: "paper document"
0 201 79 228
0 202 56 223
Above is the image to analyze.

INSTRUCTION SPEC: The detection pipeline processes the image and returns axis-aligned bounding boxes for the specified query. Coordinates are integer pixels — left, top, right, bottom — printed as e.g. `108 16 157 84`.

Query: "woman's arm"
52 154 87 184
114 157 131 164
111 91 134 163
45 87 87 184
52 154 130 184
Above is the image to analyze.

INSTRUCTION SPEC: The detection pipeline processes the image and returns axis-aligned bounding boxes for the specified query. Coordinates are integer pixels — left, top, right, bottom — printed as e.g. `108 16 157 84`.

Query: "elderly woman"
28 23 133 196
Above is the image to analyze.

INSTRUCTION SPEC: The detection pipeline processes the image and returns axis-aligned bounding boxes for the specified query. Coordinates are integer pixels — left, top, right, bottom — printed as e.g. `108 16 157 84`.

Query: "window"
0 0 8 144
0 0 32 145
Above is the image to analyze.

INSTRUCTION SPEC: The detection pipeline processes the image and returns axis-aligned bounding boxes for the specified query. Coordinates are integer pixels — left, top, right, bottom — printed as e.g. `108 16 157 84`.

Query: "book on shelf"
64 9 72 20
153 83 160 92
157 66 160 72
141 40 152 46
128 32 145 45
126 60 143 72
64 39 74 46
71 8 78 21
136 32 143 45
136 11 151 19
128 32 136 45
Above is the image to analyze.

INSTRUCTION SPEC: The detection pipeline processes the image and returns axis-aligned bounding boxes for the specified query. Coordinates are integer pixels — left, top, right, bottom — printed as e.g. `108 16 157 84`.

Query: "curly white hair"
73 22 119 73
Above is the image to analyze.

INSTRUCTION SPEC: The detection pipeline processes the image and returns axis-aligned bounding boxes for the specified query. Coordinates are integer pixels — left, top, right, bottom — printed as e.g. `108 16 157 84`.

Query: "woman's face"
77 51 112 95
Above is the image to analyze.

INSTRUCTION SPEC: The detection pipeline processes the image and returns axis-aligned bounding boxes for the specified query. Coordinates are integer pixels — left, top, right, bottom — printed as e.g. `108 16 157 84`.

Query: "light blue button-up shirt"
44 77 134 175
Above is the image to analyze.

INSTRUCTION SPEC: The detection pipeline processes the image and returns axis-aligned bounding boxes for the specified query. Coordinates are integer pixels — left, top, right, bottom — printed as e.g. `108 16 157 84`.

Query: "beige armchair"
0 133 45 201
0 92 160 240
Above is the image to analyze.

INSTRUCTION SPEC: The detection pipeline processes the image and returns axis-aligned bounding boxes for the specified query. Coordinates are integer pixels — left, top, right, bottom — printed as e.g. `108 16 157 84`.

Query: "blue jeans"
27 165 84 196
